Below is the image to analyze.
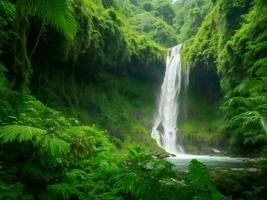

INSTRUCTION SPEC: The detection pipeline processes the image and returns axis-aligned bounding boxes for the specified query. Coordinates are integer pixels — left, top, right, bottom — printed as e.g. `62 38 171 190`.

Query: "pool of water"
167 154 255 171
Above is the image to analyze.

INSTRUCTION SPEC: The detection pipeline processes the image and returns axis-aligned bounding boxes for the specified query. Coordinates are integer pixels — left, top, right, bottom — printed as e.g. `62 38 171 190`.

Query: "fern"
0 182 33 200
115 171 147 198
66 169 89 180
39 134 70 156
249 58 267 76
24 0 77 39
97 192 123 200
0 125 46 143
261 118 267 134
47 183 73 200
224 96 253 109
0 125 70 156
187 159 210 189
234 78 265 94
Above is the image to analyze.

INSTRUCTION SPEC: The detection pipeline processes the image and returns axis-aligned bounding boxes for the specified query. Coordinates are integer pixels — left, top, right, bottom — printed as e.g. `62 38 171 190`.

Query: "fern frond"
95 160 120 178
66 169 88 180
187 159 210 188
47 183 72 200
25 0 77 39
0 125 46 143
260 118 267 134
0 125 70 156
224 96 253 109
234 111 267 134
39 135 70 156
234 78 264 94
115 171 140 196
97 192 122 200
249 58 267 76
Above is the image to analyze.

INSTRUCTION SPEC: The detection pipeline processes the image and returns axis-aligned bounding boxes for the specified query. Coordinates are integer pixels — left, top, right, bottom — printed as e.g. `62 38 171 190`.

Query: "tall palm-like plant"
14 0 77 89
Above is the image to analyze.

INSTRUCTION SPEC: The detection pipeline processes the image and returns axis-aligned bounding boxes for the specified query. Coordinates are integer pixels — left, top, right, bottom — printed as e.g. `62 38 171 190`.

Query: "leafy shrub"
0 95 227 199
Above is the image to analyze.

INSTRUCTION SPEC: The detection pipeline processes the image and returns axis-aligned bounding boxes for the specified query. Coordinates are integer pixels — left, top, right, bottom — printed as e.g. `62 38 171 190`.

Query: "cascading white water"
183 64 190 120
151 44 185 155
184 64 190 89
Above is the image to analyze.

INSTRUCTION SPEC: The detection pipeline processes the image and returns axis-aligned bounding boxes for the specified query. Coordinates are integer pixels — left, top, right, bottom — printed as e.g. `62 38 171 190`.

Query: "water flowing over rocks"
151 44 185 155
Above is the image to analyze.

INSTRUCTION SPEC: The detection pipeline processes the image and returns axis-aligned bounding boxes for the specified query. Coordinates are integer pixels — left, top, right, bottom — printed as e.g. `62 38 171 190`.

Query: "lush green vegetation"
123 0 179 47
182 0 267 155
0 87 225 199
173 0 213 42
181 0 267 196
0 0 267 199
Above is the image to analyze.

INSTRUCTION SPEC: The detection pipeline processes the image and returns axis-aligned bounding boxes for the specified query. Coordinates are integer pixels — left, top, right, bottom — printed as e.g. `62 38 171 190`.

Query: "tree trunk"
13 1 31 90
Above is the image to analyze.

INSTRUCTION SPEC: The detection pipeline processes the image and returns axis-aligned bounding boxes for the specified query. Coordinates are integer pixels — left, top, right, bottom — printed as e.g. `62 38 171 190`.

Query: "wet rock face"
175 61 224 155
154 152 176 159
181 133 228 155
190 64 222 102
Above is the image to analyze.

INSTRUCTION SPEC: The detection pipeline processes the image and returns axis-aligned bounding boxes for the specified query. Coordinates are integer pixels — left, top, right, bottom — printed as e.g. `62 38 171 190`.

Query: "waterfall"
184 64 190 89
151 44 185 155
183 63 190 121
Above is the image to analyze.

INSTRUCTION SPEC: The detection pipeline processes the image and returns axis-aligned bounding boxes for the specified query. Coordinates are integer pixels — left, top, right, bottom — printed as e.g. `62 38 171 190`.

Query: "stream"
167 154 256 172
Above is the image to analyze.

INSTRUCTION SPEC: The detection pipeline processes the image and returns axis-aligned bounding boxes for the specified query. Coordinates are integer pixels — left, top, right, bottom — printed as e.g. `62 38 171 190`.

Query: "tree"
155 3 175 25
13 0 77 89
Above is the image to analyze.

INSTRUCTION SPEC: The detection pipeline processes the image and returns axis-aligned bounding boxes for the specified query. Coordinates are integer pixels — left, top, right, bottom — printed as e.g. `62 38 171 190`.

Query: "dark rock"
155 152 176 159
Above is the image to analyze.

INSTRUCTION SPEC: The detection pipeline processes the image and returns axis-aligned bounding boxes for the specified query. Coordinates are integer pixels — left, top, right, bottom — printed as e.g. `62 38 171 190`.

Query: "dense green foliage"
120 0 213 47
124 0 179 47
0 63 227 198
0 0 166 145
220 0 267 154
182 0 267 155
1 0 267 199
173 0 213 42
0 0 227 199
180 0 267 197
